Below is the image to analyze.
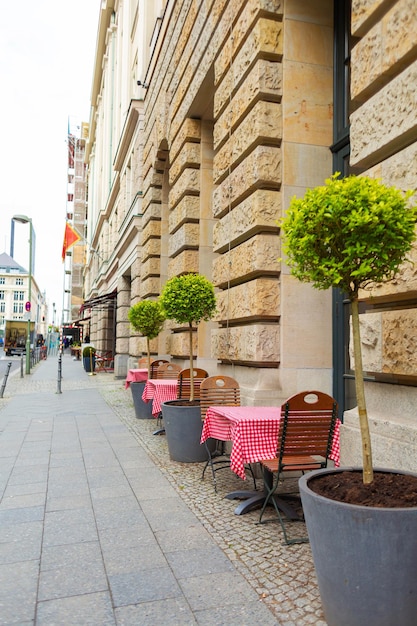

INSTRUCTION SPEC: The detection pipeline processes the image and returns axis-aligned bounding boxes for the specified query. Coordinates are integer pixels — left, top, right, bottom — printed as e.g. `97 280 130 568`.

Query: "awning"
79 290 117 316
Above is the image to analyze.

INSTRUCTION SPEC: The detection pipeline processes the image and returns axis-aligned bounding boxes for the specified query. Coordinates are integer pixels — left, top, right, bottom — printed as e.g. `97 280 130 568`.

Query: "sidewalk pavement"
0 354 326 626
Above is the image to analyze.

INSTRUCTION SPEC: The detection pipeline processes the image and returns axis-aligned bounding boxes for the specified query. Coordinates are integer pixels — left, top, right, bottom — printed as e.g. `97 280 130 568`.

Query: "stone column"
115 275 131 377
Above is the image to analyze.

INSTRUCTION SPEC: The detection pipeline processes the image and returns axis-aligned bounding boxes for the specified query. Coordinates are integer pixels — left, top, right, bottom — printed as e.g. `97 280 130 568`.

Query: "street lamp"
12 214 33 375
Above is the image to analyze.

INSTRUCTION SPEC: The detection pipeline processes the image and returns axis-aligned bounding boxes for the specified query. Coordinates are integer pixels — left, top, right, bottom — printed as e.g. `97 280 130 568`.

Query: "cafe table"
141 379 178 418
70 346 81 360
201 405 340 515
124 368 148 389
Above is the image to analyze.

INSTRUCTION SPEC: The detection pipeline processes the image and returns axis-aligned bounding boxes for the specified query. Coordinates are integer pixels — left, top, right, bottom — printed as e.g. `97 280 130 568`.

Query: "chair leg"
258 479 276 524
201 440 220 493
258 469 308 545
152 412 165 435
201 440 232 493
247 464 257 490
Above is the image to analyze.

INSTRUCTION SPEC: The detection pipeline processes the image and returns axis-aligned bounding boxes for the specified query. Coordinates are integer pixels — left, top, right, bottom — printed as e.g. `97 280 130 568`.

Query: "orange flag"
62 222 81 261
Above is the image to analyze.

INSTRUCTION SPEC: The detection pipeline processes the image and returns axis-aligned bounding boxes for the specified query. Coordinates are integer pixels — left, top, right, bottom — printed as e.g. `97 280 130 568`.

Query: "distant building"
0 252 47 342
63 121 89 328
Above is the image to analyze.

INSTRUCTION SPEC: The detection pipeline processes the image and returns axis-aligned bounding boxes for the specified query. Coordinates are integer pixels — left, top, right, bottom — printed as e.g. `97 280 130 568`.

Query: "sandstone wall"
138 0 334 401
349 0 417 383
340 0 417 467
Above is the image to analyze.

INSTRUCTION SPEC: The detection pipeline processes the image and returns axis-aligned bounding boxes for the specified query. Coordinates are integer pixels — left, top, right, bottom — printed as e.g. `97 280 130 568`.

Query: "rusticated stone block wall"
139 0 334 401
341 0 417 467
351 309 417 378
350 0 417 170
349 0 417 382
212 4 282 368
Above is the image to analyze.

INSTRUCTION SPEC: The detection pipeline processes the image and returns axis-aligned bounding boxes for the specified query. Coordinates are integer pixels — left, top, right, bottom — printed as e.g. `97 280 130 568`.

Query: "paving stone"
165 545 236 578
42 521 99 547
195 601 280 626
115 597 197 626
0 560 38 623
40 540 103 571
38 558 108 601
36 591 116 626
101 542 166 575
109 567 182 606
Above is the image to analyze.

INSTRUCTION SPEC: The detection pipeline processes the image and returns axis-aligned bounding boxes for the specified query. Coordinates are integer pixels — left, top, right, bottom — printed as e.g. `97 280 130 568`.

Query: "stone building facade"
0 252 47 343
341 0 417 468
64 124 89 325
83 0 417 470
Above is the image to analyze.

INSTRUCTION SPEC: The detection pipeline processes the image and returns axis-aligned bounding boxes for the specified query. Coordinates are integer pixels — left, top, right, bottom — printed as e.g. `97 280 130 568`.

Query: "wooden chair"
200 375 256 492
95 351 114 372
176 368 208 400
137 357 148 368
152 362 182 434
156 362 182 379
149 359 169 379
259 390 338 545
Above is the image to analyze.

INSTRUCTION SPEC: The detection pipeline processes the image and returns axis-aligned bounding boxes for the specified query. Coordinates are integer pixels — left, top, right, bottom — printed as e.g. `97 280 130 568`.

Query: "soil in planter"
168 400 200 407
309 471 417 508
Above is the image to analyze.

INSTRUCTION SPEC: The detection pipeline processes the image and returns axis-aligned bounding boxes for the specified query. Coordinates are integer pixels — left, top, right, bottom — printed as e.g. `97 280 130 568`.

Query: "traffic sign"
25 301 31 312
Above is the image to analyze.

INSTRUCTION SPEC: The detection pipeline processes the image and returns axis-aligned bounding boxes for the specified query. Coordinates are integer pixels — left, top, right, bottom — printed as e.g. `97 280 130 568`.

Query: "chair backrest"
149 359 169 378
278 390 338 464
200 375 240 419
176 368 208 400
156 362 182 379
138 357 148 368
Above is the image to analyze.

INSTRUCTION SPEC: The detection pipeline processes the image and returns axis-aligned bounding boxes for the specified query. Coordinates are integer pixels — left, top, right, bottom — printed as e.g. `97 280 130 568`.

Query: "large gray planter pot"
299 467 417 626
130 382 153 419
162 400 215 463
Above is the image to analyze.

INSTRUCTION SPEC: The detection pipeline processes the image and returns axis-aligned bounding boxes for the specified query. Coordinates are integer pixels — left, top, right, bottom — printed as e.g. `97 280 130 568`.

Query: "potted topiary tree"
159 273 217 462
281 173 417 626
128 300 165 418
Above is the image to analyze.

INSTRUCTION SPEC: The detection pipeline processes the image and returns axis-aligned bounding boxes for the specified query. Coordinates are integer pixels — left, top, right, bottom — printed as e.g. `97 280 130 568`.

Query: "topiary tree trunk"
160 273 216 401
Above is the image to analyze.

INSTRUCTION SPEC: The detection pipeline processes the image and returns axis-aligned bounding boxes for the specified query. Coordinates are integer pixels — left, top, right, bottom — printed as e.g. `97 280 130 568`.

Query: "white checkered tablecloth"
201 406 341 480
141 379 178 416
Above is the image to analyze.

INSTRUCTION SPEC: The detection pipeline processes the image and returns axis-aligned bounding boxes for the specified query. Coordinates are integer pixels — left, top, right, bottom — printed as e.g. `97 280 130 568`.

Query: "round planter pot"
83 356 95 372
162 400 215 463
299 467 417 626
130 382 153 419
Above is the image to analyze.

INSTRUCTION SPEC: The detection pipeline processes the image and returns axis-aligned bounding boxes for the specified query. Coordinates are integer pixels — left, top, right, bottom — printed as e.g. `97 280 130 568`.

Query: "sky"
0 0 100 324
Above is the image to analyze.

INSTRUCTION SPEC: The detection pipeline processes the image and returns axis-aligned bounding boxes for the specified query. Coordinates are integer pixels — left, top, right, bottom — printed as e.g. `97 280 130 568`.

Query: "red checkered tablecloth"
142 379 178 416
124 368 148 389
201 406 341 480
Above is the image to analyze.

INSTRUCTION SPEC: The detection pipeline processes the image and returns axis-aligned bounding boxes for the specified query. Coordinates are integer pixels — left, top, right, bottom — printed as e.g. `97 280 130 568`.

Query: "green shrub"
82 346 96 358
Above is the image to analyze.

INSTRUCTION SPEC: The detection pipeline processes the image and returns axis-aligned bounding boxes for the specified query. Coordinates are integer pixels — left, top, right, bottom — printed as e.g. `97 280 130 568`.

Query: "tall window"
0 291 4 300
15 277 23 285
0 277 5 284
14 291 25 301
332 0 354 416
